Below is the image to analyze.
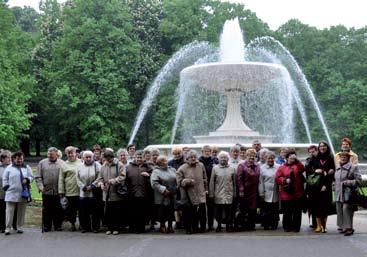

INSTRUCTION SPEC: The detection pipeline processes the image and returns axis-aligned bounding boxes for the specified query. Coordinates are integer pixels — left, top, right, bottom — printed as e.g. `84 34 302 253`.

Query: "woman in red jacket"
275 151 305 232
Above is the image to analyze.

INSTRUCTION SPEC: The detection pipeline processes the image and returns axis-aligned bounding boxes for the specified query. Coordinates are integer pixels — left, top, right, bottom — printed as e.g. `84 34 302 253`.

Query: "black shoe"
207 227 214 232
215 227 222 232
185 230 192 234
0 230 5 233
55 227 62 231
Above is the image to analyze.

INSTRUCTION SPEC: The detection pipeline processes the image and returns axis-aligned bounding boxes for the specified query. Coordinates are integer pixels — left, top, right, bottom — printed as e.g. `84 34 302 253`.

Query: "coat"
275 161 305 201
59 159 82 196
199 156 218 182
150 166 177 206
168 157 185 170
76 161 101 198
35 158 65 196
237 160 260 209
259 163 280 203
95 160 126 202
0 164 8 199
209 164 236 204
176 162 208 205
126 161 153 199
334 162 361 202
2 164 33 202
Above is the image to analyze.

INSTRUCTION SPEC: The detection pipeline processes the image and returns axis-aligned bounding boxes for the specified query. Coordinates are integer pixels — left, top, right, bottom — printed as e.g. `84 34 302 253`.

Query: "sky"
7 0 367 30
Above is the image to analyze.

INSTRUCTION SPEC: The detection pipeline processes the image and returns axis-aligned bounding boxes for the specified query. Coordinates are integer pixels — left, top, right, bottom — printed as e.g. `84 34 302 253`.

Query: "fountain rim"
181 61 288 73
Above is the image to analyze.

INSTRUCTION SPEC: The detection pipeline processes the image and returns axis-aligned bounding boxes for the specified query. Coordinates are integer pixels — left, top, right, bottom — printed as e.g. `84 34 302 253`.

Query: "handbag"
18 167 31 202
175 187 192 210
343 168 367 209
306 173 321 188
115 163 128 199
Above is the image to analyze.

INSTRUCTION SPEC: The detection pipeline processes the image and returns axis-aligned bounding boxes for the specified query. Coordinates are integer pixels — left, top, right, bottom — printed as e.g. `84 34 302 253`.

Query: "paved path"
1 211 367 257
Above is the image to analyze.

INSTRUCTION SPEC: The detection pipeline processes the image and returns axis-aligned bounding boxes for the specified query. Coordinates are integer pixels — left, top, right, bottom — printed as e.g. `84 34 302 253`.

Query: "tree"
0 2 35 150
47 0 140 148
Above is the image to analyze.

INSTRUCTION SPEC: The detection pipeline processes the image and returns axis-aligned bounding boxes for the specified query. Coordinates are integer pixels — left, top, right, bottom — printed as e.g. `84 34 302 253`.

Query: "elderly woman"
95 150 126 235
334 152 361 236
117 148 128 165
0 150 11 233
177 150 208 234
209 151 236 232
275 151 305 232
150 155 177 233
237 149 260 231
76 151 101 233
2 151 33 235
150 148 161 166
259 151 280 230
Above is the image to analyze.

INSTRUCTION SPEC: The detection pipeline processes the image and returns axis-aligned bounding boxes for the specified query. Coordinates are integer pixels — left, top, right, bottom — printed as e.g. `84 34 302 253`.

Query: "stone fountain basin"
180 62 287 92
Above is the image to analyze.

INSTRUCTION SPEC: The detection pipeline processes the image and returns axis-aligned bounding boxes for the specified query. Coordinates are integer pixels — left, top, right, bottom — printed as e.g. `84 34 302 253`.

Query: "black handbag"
115 163 128 199
175 187 192 210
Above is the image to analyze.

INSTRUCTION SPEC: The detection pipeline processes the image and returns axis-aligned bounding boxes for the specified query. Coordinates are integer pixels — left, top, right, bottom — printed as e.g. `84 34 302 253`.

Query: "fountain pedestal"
193 90 273 144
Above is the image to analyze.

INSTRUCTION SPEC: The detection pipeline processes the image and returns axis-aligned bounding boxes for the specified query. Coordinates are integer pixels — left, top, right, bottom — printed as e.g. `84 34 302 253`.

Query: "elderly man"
59 146 82 231
76 151 101 233
35 147 65 232
126 150 153 233
252 140 262 162
177 150 208 234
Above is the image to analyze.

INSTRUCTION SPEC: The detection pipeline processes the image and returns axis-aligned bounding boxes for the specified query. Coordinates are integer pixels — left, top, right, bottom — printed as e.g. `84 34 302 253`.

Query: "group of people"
0 137 362 236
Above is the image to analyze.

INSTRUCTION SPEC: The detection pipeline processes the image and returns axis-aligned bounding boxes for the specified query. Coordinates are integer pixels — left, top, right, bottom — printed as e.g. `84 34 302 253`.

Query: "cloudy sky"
8 0 367 30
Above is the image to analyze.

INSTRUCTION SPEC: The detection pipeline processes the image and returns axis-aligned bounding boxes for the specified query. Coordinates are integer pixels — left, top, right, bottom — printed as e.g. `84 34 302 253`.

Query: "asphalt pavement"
1 211 367 257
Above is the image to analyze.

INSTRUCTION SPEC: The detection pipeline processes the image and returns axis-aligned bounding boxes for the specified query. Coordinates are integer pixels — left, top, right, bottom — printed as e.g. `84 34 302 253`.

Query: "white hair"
217 151 230 159
82 150 94 158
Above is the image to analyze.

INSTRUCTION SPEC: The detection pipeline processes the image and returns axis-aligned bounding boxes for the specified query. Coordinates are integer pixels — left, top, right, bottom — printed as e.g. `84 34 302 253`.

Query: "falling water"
249 36 335 153
128 41 214 144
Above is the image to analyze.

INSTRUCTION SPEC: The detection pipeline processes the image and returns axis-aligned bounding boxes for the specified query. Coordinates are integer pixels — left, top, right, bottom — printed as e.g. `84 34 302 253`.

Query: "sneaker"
17 229 23 234
112 231 119 235
105 230 112 235
4 230 10 235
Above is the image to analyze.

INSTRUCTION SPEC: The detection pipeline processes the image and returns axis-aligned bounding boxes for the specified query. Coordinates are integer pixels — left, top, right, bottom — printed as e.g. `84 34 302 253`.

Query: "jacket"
126 161 153 199
199 156 218 182
334 162 361 202
237 160 260 209
76 161 101 198
95 160 126 201
275 161 305 201
0 164 8 199
150 166 177 206
209 164 236 204
35 158 65 195
2 164 33 202
59 159 82 196
259 163 280 203
176 162 208 205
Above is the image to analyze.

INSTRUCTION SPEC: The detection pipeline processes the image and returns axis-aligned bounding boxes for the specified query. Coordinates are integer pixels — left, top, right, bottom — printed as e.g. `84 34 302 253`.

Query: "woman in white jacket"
2 151 33 235
259 151 280 230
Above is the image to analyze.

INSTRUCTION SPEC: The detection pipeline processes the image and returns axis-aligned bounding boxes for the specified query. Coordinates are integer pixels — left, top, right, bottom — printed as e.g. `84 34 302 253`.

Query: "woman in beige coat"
334 151 361 236
209 151 236 232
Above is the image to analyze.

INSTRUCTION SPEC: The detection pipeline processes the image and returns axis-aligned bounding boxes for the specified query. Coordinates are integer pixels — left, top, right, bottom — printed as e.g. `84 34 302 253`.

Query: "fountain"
129 17 335 158
181 62 286 143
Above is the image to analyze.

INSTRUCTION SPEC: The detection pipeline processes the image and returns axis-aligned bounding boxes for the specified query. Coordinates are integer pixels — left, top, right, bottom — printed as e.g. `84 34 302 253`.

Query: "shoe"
314 226 322 233
17 229 23 234
185 230 192 235
4 230 10 235
106 231 112 235
344 229 354 236
215 227 222 233
167 227 174 233
226 226 234 232
112 231 119 235
55 227 62 231
322 228 327 233
71 224 77 232
159 226 166 233
0 230 4 233
81 230 87 233
93 229 99 233
207 227 214 232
